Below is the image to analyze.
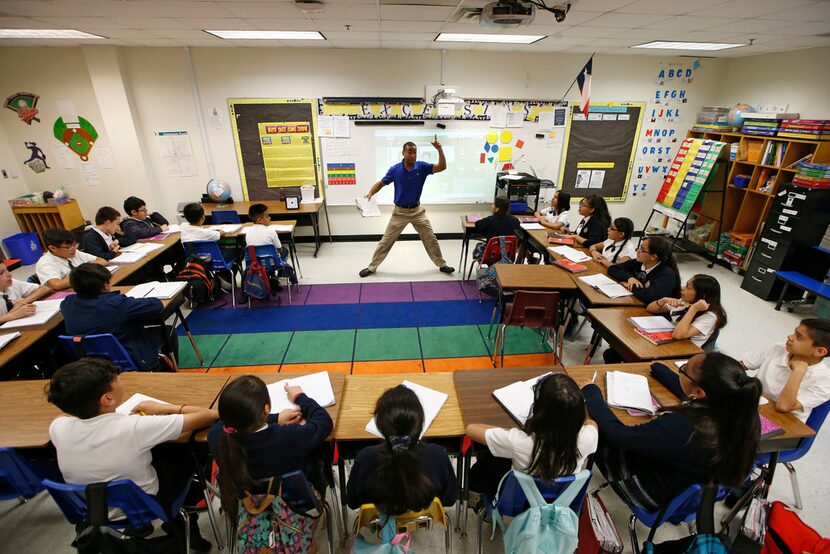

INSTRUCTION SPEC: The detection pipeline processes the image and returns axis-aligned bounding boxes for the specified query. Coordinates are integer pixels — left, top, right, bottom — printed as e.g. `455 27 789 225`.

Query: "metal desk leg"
461 447 472 537
322 200 333 244
458 232 467 275
763 452 779 498
775 282 789 311
311 212 322 257
337 447 349 540
455 449 464 532
289 233 302 278
584 329 600 365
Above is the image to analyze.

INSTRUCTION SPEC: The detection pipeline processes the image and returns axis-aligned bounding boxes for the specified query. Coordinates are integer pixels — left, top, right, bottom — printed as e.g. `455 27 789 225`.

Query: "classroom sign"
258 121 317 189
656 138 727 216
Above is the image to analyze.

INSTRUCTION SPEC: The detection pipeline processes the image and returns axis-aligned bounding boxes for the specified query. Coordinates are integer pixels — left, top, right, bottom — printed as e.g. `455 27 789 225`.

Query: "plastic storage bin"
3 232 43 265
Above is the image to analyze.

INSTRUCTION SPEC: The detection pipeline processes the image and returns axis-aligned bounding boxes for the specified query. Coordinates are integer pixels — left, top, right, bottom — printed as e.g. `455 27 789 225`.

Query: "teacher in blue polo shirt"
359 139 455 278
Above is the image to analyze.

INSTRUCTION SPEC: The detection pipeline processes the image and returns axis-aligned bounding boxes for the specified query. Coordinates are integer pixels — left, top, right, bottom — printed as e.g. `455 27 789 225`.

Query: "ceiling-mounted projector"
481 0 536 28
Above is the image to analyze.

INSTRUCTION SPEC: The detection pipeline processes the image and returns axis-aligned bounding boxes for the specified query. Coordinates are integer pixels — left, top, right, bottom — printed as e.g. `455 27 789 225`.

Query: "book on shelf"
742 112 800 120
785 154 813 169
554 259 587 273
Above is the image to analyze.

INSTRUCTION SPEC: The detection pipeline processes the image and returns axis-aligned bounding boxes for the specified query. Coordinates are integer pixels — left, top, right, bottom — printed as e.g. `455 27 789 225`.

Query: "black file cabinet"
741 183 830 300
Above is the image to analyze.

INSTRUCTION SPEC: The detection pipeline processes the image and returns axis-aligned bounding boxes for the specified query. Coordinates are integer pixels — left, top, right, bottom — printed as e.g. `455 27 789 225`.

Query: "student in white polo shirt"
246 203 288 260
742 318 830 422
0 264 50 323
35 228 108 290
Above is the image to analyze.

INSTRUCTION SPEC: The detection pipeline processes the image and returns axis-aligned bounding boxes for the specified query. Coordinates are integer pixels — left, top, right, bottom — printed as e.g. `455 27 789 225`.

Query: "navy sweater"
208 393 333 484
575 217 607 249
474 214 521 239
82 229 117 261
607 259 679 304
346 442 458 512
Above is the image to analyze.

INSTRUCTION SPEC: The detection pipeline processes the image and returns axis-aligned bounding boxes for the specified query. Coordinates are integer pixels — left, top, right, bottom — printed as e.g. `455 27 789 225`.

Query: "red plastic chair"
492 290 560 367
467 235 519 282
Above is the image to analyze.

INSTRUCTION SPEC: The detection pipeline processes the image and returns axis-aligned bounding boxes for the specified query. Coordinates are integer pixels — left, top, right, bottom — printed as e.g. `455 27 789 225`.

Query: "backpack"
761 501 830 554
237 478 319 554
493 469 590 554
176 255 215 304
351 514 411 554
243 245 270 301
476 236 512 297
643 535 729 554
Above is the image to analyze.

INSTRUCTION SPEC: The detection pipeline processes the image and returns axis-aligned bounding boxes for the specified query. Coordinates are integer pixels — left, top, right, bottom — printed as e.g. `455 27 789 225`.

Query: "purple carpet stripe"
304 283 362 305
360 282 414 303
460 280 483 301
411 280 466 302
275 284 310 305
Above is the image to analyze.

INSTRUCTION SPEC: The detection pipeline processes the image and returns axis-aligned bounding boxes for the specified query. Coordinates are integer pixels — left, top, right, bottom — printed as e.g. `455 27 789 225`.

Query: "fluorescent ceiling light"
205 30 325 40
435 33 544 44
0 29 105 39
631 40 745 51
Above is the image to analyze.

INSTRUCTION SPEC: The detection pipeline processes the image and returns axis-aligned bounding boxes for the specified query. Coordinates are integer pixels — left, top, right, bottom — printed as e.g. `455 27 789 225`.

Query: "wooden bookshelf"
687 130 830 270
11 200 85 248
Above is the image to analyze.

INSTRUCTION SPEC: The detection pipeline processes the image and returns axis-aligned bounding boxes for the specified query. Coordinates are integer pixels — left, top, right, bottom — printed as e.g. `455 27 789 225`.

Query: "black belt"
396 203 420 209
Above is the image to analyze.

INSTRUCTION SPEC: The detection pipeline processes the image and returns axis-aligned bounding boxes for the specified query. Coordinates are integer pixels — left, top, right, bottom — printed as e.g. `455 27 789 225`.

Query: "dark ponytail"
585 194 611 236
373 385 436 515
555 191 571 215
610 217 634 264
215 376 270 522
666 353 762 486
689 274 727 330
647 237 681 296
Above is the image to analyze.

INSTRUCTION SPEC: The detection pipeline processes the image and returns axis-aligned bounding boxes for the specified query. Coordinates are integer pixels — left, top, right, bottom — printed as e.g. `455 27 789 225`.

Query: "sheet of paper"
96 145 115 169
81 161 101 186
272 224 294 233
579 274 617 287
121 242 165 254
537 111 554 131
366 380 448 439
0 300 62 329
155 131 196 177
596 283 633 298
209 224 243 234
266 371 336 414
606 371 655 415
356 196 381 217
575 169 591 188
489 105 507 128
116 393 169 416
492 372 551 425
126 281 187 299
51 144 76 169
520 222 544 230
589 170 605 189
506 111 524 128
107 266 120 274
333 115 351 138
0 332 21 351
549 245 591 263
629 316 675 332
110 251 147 264
317 115 334 137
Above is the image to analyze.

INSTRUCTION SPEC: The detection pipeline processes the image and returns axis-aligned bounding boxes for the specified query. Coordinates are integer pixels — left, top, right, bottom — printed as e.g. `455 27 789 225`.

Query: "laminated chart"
326 162 356 185
656 138 726 216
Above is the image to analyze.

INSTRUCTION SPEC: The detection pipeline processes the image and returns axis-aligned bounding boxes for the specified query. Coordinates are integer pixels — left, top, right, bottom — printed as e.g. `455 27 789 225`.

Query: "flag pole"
560 53 595 100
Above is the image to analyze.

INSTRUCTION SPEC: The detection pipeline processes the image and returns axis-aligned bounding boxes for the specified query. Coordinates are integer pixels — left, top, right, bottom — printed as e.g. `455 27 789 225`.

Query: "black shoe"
359 268 374 278
439 265 455 274
124 522 154 538
190 533 212 553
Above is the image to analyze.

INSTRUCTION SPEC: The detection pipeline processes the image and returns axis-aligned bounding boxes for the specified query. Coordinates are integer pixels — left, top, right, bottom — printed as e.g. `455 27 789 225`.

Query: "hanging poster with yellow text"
258 121 316 188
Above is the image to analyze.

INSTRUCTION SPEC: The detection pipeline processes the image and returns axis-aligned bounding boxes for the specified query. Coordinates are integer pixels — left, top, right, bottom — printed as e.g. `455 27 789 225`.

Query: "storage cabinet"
11 200 86 248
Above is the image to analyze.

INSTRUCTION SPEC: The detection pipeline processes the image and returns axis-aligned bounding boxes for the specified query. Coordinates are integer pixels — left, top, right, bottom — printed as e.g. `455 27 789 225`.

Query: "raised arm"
431 138 446 174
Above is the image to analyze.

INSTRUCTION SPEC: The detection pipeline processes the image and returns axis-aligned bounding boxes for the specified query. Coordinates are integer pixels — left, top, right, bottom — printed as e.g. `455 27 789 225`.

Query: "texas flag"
576 56 593 117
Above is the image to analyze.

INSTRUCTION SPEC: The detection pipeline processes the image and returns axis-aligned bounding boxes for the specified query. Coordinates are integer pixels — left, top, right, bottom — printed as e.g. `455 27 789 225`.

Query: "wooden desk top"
565 363 816 452
334 373 464 442
227 372 346 432
0 379 61 448
460 214 487 231
588 307 702 361
222 220 298 239
495 264 577 291
201 200 323 216
572 275 644 308
110 233 180 285
454 366 563 429
119 372 230 408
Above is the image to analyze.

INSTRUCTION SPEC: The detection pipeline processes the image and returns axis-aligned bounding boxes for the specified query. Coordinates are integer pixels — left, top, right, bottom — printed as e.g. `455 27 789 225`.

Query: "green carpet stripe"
213 332 294 367
354 328 422 361
418 325 490 358
283 329 357 364
178 334 230 369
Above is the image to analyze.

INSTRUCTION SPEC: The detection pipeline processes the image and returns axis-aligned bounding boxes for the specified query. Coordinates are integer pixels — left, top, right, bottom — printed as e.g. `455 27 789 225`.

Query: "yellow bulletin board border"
228 98 324 202
558 101 645 203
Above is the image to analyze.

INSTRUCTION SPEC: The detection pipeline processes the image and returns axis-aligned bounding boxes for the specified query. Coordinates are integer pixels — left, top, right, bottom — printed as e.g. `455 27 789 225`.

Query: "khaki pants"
368 205 446 271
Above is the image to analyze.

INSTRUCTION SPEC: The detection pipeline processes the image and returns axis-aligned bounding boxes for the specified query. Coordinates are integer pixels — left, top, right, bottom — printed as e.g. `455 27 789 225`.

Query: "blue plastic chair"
58 334 141 372
756 398 830 510
26 274 40 285
210 209 241 224
477 469 591 554
187 240 241 307
243 244 296 304
43 478 192 550
0 448 45 503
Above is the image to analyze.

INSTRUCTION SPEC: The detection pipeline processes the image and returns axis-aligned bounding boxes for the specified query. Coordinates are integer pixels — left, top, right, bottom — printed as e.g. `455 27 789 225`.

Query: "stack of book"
778 119 830 140
741 118 781 137
692 107 731 132
628 316 675 345
793 163 830 188
760 141 787 166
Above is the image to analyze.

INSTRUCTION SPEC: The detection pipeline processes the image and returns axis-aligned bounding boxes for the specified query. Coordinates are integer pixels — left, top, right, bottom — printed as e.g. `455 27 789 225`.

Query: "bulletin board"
558 102 645 202
228 98 324 202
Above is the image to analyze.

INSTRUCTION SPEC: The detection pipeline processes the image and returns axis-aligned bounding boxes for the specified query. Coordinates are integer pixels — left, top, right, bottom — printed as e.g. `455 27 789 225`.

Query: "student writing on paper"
81 206 122 261
61 263 178 371
563 194 610 248
536 190 571 231
120 196 169 246
589 217 636 268
646 274 726 350
741 318 830 422
35 228 108 291
209 375 333 526
582 353 762 511
47 358 218 550
346 385 457 514
472 197 520 260
465 374 598 499
0 264 51 323
608 236 680 304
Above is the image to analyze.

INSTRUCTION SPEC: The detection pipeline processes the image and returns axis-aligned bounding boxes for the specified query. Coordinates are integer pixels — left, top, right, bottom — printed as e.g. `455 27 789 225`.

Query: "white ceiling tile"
706 18 791 34
690 0 819 19
774 21 830 36
241 18 318 31
26 16 131 29
94 29 159 39
117 17 192 30
0 16 61 28
582 12 675 28
615 0 727 15
380 20 445 32
177 17 256 29
672 30 754 42
312 20 380 32
121 38 189 47
612 28 675 40
0 1 154 17
642 15 739 31
382 40 432 49
558 26 629 37
532 10 605 26
145 29 217 39
132 2 235 18
379 5 456 21
760 1 830 21
381 31 437 40
763 35 830 47
305 5 379 20
214 2 309 19
588 37 640 47
569 0 638 11
328 40 382 48
322 31 380 40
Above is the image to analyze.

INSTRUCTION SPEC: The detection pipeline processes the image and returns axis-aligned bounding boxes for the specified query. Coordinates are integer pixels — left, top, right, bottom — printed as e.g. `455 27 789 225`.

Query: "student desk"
459 214 486 280
220 221 302 277
201 200 331 258
585 307 702 363
332 373 464 534
109 232 182 286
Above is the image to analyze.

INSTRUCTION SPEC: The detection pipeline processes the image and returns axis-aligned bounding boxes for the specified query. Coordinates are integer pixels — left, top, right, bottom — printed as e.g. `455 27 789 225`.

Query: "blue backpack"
351 514 411 554
493 469 590 554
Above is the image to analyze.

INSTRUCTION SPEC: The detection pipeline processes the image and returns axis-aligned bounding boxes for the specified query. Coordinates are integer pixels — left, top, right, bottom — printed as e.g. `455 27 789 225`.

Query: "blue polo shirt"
381 160 433 206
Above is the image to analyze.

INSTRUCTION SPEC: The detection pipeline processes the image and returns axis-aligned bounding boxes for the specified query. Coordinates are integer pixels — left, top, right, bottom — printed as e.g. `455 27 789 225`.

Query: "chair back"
0 448 45 500
188 240 233 271
629 484 703 529
244 244 285 272
43 478 185 528
481 235 518 265
777 398 830 463
356 497 448 535
491 470 590 518
278 471 322 516
504 290 560 330
58 334 139 372
210 209 241 224
26 274 41 285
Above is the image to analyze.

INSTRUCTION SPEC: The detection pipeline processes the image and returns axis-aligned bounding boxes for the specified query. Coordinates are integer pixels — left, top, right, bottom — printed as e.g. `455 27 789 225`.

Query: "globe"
728 103 755 128
206 179 231 202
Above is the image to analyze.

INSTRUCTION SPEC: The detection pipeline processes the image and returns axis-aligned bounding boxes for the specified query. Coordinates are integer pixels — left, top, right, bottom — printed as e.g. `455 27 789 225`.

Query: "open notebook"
0 332 21 351
126 281 187 299
606 371 657 415
492 372 552 425
0 299 63 330
266 371 336 414
366 380 447 439
116 393 169 415
578 274 632 298
548 245 591 263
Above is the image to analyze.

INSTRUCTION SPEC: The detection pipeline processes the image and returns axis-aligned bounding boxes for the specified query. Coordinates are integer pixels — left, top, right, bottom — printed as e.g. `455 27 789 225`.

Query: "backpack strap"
552 469 591 509
513 470 547 509
498 235 510 264
241 477 280 515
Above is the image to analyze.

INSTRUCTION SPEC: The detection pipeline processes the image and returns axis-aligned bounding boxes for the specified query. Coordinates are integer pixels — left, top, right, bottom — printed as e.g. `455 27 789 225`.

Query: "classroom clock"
285 195 300 210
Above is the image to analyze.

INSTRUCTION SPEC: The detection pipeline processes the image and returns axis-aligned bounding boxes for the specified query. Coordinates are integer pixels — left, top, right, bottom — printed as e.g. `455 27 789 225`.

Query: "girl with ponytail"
608 236 681 304
583 352 761 511
346 385 457 515
646 274 727 350
208 375 333 522
589 217 637 267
